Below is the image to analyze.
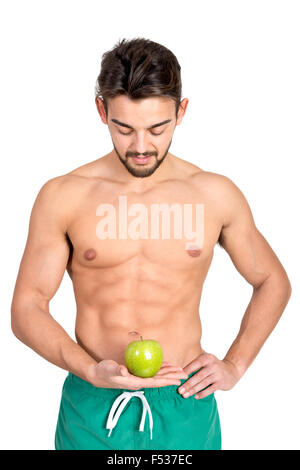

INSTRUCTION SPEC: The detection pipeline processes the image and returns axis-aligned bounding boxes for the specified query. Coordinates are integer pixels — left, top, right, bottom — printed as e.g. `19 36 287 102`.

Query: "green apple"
124 335 163 378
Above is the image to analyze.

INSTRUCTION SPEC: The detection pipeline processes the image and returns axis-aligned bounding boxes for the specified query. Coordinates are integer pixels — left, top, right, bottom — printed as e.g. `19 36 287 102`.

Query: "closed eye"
118 130 164 136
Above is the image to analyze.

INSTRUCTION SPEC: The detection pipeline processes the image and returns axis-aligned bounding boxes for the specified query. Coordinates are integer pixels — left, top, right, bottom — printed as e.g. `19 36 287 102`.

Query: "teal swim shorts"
55 370 222 450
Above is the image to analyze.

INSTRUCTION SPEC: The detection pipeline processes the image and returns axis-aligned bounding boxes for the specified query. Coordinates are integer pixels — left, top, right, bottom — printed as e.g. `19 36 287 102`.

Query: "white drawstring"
106 390 153 440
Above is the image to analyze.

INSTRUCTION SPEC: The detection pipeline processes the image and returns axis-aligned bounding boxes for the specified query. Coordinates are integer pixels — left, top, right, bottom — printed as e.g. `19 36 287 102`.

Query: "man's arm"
11 177 100 385
217 175 292 377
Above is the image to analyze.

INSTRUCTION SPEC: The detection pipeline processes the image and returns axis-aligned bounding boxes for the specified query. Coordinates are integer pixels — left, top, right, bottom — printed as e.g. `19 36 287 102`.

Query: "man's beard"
113 139 172 178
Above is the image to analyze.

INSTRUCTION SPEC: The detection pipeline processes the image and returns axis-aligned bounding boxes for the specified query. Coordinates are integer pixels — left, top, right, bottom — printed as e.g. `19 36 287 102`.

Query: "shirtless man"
11 38 291 450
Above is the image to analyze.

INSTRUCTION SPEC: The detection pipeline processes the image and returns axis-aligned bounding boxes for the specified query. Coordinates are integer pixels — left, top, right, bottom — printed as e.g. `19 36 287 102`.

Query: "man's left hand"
178 353 241 399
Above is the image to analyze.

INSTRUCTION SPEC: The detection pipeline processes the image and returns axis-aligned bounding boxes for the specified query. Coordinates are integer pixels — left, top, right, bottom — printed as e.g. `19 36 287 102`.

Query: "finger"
160 362 184 369
178 366 214 393
119 365 130 377
121 365 185 379
115 371 183 388
194 383 218 400
119 362 175 377
147 377 182 387
182 375 216 397
145 373 188 387
109 374 181 389
156 370 188 380
157 364 182 371
155 365 186 376
182 353 214 375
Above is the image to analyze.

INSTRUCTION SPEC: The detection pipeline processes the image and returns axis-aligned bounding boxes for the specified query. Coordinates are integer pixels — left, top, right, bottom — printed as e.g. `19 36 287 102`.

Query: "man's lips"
131 155 153 164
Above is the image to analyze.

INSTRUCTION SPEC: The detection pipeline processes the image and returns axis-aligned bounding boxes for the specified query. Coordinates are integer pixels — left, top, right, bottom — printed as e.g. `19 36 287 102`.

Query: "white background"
1 0 299 450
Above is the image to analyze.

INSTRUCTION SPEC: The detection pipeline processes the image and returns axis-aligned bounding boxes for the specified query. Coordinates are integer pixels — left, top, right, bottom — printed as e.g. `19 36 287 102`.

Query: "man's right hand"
90 359 188 389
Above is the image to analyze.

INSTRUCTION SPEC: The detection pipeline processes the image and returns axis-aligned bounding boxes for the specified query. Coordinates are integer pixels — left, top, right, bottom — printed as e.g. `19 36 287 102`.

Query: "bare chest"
67 182 222 271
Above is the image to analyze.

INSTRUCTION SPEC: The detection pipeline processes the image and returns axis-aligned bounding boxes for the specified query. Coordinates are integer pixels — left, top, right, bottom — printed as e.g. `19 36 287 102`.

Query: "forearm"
223 273 292 377
11 302 98 384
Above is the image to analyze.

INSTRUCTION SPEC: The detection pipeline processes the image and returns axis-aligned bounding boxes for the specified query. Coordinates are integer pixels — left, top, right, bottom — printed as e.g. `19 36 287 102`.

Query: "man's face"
100 95 178 178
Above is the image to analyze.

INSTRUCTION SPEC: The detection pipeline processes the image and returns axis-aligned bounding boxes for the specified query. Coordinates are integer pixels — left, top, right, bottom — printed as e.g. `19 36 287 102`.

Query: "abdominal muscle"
74 301 204 370
70 252 207 370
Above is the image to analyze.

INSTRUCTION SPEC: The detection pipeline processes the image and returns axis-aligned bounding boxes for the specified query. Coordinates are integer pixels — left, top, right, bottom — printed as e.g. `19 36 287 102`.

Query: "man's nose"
133 132 151 154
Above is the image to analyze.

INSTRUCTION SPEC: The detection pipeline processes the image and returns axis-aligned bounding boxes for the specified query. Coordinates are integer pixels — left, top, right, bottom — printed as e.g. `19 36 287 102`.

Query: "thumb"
119 365 128 376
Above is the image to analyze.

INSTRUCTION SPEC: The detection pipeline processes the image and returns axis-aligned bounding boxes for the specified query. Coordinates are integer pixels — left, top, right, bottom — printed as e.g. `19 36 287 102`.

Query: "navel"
84 248 97 261
186 244 202 258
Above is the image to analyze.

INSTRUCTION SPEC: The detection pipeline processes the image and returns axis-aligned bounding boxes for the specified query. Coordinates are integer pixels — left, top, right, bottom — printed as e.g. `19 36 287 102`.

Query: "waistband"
66 369 200 401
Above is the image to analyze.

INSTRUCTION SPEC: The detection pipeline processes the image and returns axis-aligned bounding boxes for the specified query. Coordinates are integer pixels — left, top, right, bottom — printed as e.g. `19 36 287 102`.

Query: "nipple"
185 243 202 258
84 248 97 260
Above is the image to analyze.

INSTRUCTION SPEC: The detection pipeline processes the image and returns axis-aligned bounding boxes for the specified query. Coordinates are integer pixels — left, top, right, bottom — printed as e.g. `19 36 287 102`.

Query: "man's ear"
95 97 108 124
176 98 189 125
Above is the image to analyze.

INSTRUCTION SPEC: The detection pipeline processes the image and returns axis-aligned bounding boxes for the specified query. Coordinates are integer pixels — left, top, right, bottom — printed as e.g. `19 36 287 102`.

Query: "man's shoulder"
190 170 249 219
172 157 239 200
37 173 84 201
190 169 237 195
39 157 106 197
34 170 93 220
192 170 254 230
33 166 100 231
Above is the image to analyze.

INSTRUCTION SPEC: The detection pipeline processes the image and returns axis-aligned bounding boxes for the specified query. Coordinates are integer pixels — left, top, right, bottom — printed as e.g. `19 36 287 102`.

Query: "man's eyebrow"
111 118 172 130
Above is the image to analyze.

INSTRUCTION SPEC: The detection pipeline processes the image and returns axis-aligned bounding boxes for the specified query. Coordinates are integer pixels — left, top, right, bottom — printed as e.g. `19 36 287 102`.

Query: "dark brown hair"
95 37 182 118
